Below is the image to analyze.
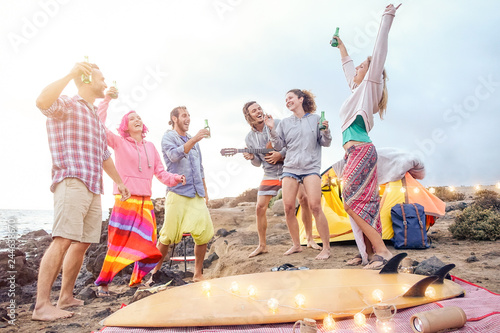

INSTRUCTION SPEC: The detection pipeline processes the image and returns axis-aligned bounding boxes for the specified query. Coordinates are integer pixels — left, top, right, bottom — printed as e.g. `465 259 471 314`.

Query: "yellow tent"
297 167 445 244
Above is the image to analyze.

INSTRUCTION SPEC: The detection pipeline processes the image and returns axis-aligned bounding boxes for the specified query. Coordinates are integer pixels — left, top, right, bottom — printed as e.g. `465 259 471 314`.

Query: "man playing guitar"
242 101 321 258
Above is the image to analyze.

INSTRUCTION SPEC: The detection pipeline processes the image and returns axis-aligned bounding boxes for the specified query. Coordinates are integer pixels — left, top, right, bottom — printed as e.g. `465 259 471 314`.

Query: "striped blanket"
95 195 162 287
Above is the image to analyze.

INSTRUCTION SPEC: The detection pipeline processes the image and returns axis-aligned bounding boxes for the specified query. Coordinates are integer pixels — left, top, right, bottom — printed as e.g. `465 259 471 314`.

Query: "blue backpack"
391 203 430 249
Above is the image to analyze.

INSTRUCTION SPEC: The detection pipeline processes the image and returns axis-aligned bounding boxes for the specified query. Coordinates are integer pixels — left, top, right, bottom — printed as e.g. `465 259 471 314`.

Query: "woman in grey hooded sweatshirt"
266 89 332 260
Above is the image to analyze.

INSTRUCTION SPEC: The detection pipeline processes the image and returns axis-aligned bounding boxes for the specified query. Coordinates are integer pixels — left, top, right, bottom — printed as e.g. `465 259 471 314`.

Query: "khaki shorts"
52 178 102 243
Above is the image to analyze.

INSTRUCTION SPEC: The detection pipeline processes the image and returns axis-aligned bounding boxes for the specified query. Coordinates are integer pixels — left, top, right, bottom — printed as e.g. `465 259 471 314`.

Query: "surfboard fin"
379 252 407 274
431 264 456 284
403 276 439 297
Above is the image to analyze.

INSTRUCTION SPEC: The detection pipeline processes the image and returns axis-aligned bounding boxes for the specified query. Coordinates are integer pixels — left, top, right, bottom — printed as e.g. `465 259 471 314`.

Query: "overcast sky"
1 0 499 210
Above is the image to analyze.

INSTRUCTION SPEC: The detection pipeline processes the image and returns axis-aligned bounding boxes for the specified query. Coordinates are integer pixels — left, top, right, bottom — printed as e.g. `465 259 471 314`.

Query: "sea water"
0 209 110 238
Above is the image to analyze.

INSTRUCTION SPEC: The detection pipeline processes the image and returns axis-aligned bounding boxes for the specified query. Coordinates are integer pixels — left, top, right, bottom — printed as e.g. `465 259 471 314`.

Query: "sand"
5 186 500 332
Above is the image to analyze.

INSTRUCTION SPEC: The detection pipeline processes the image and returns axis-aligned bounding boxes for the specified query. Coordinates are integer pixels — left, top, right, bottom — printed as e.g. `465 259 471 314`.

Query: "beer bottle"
330 27 340 47
204 119 211 138
110 80 118 99
81 56 92 84
319 111 326 131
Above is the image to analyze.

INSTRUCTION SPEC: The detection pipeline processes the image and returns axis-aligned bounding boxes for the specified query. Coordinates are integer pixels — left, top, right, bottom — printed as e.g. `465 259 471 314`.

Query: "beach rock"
216 228 236 237
21 229 49 238
229 188 258 207
203 252 219 268
482 251 500 258
271 199 285 216
466 256 479 263
208 198 226 209
445 201 468 212
92 308 112 318
77 286 97 303
149 270 187 287
85 243 108 279
414 256 448 276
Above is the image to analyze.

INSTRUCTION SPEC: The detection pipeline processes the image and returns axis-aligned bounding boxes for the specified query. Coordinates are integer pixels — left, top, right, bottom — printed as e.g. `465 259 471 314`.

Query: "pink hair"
117 111 149 138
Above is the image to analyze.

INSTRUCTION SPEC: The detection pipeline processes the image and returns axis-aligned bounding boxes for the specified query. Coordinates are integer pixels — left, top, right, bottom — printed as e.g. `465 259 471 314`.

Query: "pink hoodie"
98 96 182 196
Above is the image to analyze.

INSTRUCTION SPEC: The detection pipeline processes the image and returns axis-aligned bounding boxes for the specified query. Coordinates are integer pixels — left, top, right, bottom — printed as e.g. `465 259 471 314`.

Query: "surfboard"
102 254 464 328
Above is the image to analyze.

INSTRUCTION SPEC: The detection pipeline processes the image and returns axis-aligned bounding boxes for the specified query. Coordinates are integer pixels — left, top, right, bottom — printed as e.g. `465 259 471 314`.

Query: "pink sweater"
98 97 182 196
339 7 396 133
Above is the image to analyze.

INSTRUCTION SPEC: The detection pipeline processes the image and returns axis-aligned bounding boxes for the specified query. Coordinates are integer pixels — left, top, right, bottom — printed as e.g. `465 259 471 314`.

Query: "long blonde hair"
367 56 388 119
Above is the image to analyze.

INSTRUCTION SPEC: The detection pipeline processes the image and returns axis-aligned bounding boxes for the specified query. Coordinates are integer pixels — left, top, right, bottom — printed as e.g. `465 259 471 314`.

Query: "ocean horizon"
0 209 110 238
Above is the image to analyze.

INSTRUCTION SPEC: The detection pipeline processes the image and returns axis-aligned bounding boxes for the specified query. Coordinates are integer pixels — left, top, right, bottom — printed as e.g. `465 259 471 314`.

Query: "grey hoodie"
269 113 332 175
245 120 286 179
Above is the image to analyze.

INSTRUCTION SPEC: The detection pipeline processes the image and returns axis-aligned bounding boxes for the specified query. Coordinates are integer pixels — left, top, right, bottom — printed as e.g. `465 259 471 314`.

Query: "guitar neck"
238 148 273 154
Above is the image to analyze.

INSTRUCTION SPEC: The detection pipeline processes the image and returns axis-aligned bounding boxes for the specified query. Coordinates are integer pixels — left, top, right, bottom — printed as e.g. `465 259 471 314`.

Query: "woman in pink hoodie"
94 88 185 296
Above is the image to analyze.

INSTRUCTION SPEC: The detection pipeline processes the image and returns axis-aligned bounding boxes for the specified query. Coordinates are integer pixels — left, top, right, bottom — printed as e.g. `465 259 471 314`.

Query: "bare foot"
57 297 84 309
248 245 268 258
306 240 322 251
315 248 331 260
193 274 204 283
32 303 74 321
283 245 302 256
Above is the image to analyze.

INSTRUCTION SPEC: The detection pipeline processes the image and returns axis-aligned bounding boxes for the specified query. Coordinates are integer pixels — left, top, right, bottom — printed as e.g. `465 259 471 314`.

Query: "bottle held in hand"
319 111 327 131
81 56 92 84
330 27 340 47
204 119 211 138
110 80 118 98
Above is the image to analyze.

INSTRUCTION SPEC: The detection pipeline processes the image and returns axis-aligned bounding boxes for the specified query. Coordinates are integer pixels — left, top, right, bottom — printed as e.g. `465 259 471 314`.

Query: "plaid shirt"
40 95 111 194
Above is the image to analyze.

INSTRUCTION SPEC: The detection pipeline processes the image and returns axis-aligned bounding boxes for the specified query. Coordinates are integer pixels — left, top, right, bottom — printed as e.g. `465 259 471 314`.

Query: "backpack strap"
411 203 425 247
400 203 408 247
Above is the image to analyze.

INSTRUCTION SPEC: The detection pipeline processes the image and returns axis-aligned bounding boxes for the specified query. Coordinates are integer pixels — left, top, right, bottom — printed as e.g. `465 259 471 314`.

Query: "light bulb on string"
401 284 411 293
247 285 257 298
400 187 406 193
267 298 279 314
429 187 436 194
294 294 306 308
354 312 366 326
448 186 455 192
201 281 211 297
372 289 384 302
425 286 436 298
229 281 239 294
413 187 420 194
474 184 481 191
496 182 500 189
323 314 336 331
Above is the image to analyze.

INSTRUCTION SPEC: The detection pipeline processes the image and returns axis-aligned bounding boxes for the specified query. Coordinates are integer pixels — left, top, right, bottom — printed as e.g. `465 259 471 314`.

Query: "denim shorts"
280 172 321 184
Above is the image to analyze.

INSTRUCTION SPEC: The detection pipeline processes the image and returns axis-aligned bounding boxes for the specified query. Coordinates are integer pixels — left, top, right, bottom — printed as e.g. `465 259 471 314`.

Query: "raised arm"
36 62 92 110
366 4 400 81
333 36 357 90
97 93 121 148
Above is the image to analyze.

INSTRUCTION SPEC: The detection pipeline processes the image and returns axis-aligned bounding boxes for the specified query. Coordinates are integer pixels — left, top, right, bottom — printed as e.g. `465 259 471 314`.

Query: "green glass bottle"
204 119 211 138
319 111 326 131
110 80 118 98
81 56 92 84
330 27 340 47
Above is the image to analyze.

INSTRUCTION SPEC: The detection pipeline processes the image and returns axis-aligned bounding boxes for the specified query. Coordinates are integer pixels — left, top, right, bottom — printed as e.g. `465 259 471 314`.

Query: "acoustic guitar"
220 141 276 157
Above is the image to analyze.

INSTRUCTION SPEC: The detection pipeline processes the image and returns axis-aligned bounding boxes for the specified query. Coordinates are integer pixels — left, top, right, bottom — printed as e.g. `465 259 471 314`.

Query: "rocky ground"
1 186 499 332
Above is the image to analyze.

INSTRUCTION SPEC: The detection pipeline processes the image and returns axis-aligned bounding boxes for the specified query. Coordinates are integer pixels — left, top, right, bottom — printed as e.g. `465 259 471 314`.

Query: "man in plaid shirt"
32 61 130 321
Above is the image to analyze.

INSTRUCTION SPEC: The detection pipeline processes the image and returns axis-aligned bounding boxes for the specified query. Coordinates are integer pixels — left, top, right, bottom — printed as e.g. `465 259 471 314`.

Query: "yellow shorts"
158 192 214 246
52 178 102 243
